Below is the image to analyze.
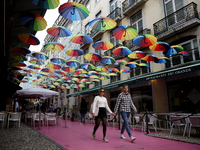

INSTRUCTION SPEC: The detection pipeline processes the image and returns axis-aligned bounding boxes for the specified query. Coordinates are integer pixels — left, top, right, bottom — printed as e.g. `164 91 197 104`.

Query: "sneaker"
120 134 126 139
130 136 136 142
103 137 108 143
92 132 96 140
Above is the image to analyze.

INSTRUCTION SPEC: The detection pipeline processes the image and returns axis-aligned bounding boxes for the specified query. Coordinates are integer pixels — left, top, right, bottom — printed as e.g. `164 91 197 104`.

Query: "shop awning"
67 61 200 97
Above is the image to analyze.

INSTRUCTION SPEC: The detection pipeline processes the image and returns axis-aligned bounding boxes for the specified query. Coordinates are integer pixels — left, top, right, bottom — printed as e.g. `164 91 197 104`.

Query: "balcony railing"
104 44 123 59
122 0 146 15
107 7 122 21
90 29 104 39
153 2 199 37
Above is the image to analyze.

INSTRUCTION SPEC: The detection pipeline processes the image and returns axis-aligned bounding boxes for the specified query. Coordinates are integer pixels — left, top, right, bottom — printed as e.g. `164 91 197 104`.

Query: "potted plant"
70 105 78 121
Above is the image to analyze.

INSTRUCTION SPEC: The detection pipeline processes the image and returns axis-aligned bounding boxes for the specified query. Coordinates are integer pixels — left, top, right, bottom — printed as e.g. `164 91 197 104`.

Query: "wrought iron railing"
153 2 199 36
104 44 123 58
90 29 104 38
122 0 142 13
107 7 121 20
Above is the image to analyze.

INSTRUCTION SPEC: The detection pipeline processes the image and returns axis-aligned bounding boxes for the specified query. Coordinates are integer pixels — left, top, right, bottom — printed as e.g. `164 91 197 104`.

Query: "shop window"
130 10 143 33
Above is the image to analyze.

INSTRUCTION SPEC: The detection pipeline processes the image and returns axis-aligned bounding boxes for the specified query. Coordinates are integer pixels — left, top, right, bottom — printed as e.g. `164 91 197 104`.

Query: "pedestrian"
92 88 115 143
114 84 137 142
80 98 87 124
48 104 54 112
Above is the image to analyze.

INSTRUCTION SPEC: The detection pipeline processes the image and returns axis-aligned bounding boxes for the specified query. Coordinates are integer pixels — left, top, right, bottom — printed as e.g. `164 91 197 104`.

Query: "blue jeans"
121 111 132 137
81 113 85 122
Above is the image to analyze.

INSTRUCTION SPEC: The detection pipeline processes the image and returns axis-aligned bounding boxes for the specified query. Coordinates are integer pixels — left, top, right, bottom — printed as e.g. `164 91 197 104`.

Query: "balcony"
123 28 150 51
90 29 104 39
104 44 123 59
122 0 147 16
107 7 122 22
153 2 200 40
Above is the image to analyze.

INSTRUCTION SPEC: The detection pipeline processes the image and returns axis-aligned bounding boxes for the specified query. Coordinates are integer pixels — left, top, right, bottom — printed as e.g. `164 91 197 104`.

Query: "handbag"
90 98 99 116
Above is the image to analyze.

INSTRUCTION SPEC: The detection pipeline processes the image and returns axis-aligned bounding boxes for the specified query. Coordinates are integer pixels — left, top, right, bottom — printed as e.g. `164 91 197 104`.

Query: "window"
110 30 119 47
94 80 102 87
84 48 89 63
110 0 118 12
83 84 89 90
96 11 102 18
85 23 90 35
86 1 90 11
130 10 143 33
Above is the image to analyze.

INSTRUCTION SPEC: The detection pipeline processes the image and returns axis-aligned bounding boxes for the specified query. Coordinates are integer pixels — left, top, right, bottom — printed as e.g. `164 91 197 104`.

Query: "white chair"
25 112 32 123
7 113 21 128
133 115 143 131
0 113 5 128
143 114 157 133
33 113 44 127
188 116 200 137
170 116 187 137
46 113 56 126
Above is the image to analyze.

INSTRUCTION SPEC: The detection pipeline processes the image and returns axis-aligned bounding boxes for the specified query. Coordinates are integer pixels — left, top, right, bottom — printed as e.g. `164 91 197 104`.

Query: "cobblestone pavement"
0 123 67 150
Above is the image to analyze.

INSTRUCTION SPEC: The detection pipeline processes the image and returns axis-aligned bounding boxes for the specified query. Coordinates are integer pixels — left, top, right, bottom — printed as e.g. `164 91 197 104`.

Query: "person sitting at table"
48 104 54 112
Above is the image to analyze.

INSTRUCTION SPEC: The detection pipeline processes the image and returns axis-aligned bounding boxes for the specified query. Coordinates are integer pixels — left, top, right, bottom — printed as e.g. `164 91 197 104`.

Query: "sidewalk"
34 119 200 150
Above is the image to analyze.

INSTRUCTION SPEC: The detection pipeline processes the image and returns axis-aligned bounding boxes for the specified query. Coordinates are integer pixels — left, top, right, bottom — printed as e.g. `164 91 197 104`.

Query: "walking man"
114 84 137 142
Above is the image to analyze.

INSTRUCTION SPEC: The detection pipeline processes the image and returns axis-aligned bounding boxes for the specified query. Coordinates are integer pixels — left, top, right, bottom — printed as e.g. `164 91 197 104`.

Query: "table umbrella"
59 2 89 21
18 33 40 45
89 17 117 31
28 65 41 70
32 52 49 60
44 42 64 51
66 86 72 89
125 62 139 68
133 34 157 47
164 45 183 56
86 82 93 84
95 66 108 72
120 68 131 73
66 49 84 56
115 59 128 65
62 83 69 87
19 12 47 31
138 63 149 68
11 47 31 55
112 25 138 40
149 42 171 51
112 46 132 56
84 52 102 61
11 62 26 67
51 57 66 64
108 68 119 73
81 63 95 70
128 51 146 59
29 0 59 9
29 59 44 65
155 57 171 63
92 41 113 50
88 71 99 75
11 70 23 76
142 54 158 62
11 54 27 61
62 66 75 73
72 78 81 82
100 56 116 65
46 64 61 70
71 34 93 44
66 60 81 68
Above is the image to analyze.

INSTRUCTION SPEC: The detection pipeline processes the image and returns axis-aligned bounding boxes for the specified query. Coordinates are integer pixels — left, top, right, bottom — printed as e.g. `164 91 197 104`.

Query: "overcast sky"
29 0 66 52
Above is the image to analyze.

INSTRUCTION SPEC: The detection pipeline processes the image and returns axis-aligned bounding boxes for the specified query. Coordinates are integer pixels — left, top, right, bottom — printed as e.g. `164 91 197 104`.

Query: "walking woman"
80 98 87 124
92 88 115 143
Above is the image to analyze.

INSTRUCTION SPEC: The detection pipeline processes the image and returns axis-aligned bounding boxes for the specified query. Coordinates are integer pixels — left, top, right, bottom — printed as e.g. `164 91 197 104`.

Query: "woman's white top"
92 96 112 114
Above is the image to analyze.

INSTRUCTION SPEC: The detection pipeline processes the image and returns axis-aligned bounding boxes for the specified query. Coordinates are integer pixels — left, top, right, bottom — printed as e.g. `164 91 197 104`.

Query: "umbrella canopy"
61 76 70 80
51 57 66 64
11 47 31 55
138 63 149 68
55 70 67 75
29 0 60 9
88 71 99 75
120 68 131 73
71 34 93 44
89 17 117 31
112 46 132 56
59 2 89 21
47 64 61 70
32 52 49 60
100 56 116 65
30 82 38 85
125 62 139 68
9 66 22 70
66 60 81 68
28 65 41 70
108 68 119 73
100 76 109 80
48 77 56 81
58 86 65 89
92 41 114 50
11 54 27 61
179 50 190 56
39 72 49 77
99 72 108 76
50 74 60 78
29 59 44 65
49 85 56 88
108 73 118 76
142 54 158 62
128 51 146 59
81 63 95 70
95 66 108 72
62 66 75 73
112 25 138 40
18 33 40 45
16 87 58 98
91 79 100 83
40 84 47 88
11 62 26 67
149 42 171 51
84 52 102 61
78 84 85 88
164 45 183 56
53 82 61 86
75 69 87 74
133 34 157 47
72 78 81 82
20 80 28 83
81 79 89 82
89 75 99 79
66 49 84 56
44 42 64 51
155 57 171 63
68 72 78 77
115 59 128 65
41 68 54 73
47 26 72 37
19 12 47 31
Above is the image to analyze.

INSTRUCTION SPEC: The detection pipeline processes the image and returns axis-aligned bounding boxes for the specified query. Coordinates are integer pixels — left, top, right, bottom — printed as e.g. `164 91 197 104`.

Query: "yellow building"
67 0 200 113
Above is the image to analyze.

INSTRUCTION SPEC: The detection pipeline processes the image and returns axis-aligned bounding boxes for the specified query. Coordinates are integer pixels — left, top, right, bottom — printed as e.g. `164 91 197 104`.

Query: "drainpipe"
163 0 168 31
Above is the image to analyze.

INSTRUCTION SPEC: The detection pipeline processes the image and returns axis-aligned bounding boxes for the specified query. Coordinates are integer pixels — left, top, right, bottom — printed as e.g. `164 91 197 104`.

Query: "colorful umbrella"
23 70 32 74
11 54 27 61
128 51 146 59
9 66 22 71
75 69 87 74
55 70 67 75
78 84 85 88
100 76 109 80
32 52 49 60
89 75 99 79
95 66 108 72
88 71 99 75
26 77 32 81
84 52 102 61
19 12 47 31
86 82 93 84
92 41 114 50
39 72 49 77
155 57 171 63
47 26 71 37
29 59 44 65
51 57 66 64
9 78 20 84
81 63 95 70
138 63 149 68
61 76 70 80
91 79 100 83
81 79 89 82
120 68 131 73
44 42 64 51
125 62 139 68
112 25 138 40
89 17 117 31
57 79 64 82
41 68 54 73
47 64 61 70
50 74 60 78
71 84 79 89
59 2 89 21
28 65 41 70
133 34 157 47
30 82 38 85
20 80 28 83
66 49 84 57
49 85 56 88
18 33 40 45
66 60 81 68
115 59 128 65
58 85 65 89
108 68 119 73
48 77 56 81
71 34 93 44
68 72 79 77
149 42 171 51
62 66 75 73
30 70 36 74
62 83 69 87
29 0 59 9
53 82 60 86
11 70 23 76
142 54 158 62
179 50 190 56
79 74 89 78
112 46 132 56
100 56 116 65
99 72 108 76
164 45 183 56
108 73 118 76
66 86 72 89
33 79 42 83
11 47 31 55
72 78 81 82
11 62 26 67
